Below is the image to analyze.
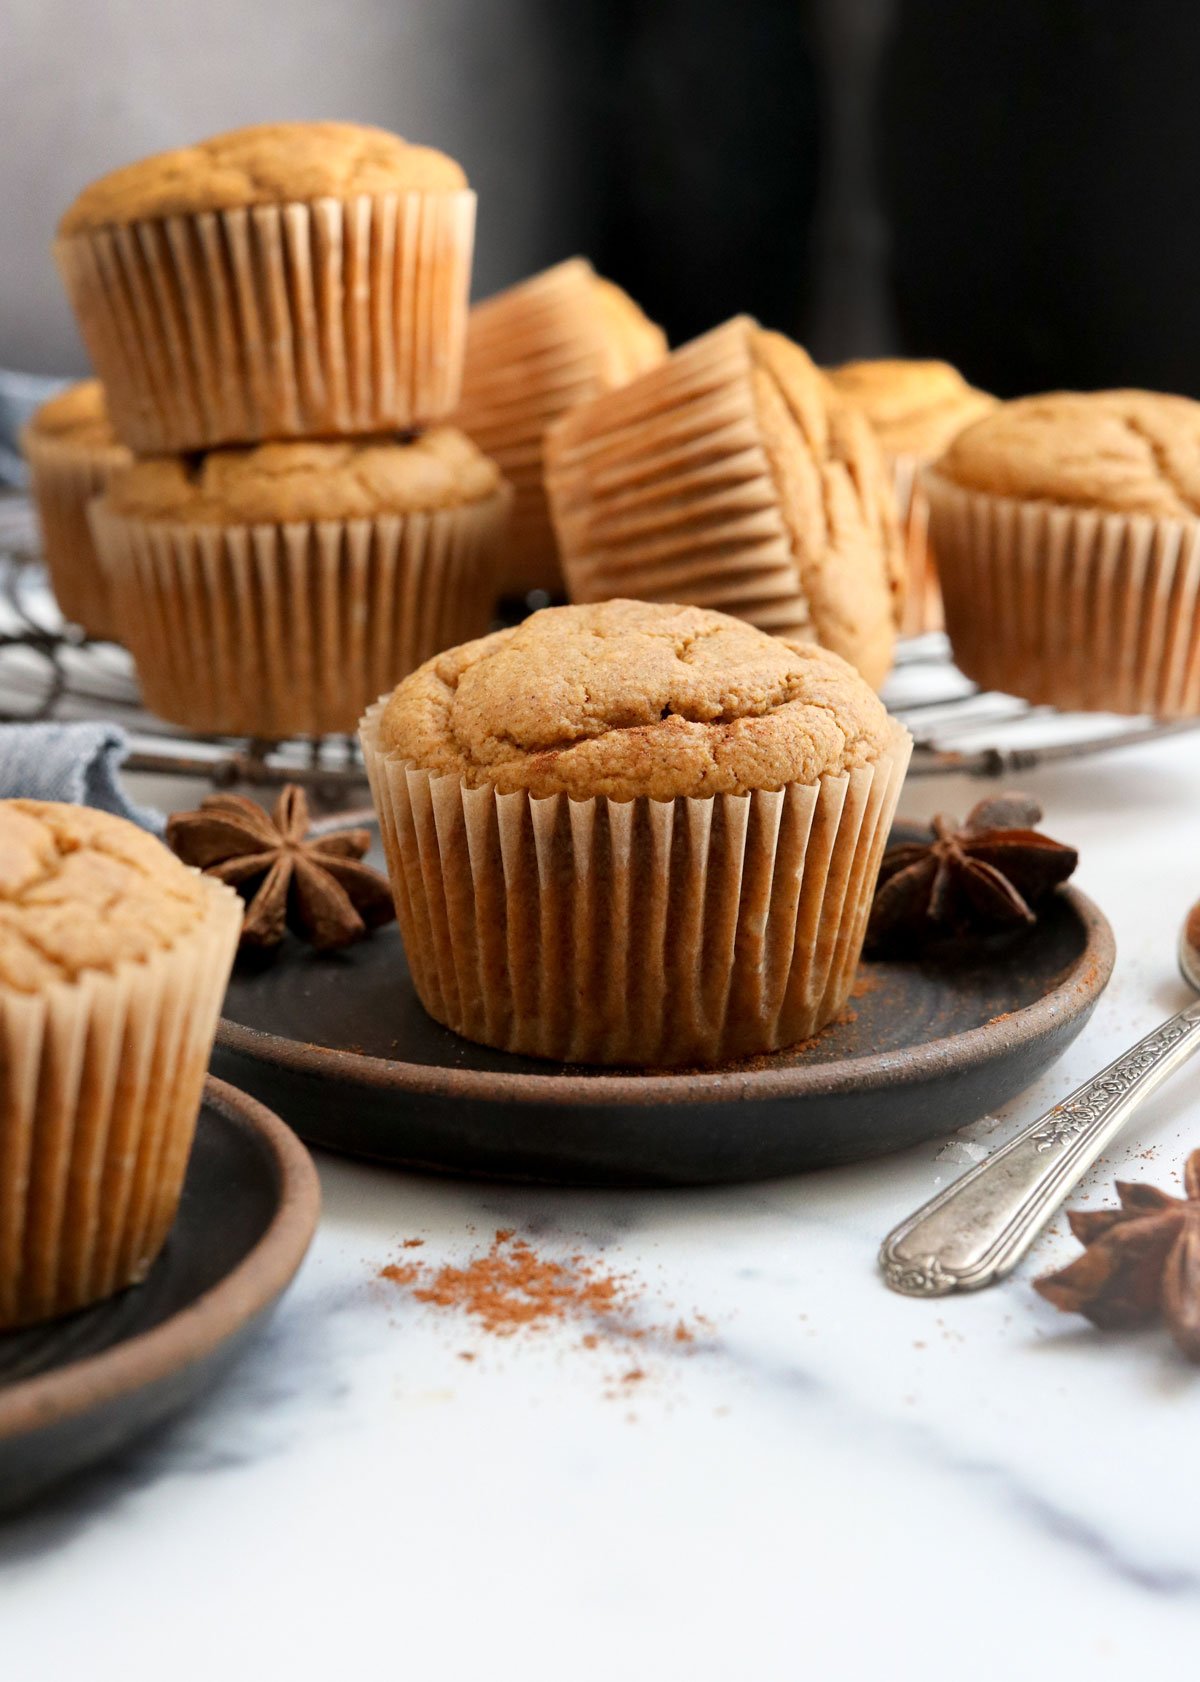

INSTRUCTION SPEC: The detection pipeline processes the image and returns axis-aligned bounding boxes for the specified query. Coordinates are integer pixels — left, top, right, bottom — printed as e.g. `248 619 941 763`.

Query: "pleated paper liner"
892 452 942 637
0 877 241 1330
361 702 912 1067
546 320 812 620
90 490 509 739
455 260 664 597
21 428 129 640
924 471 1200 715
55 190 476 454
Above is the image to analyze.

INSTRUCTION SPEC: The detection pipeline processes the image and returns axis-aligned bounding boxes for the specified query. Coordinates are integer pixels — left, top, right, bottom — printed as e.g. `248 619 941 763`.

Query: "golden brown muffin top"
749 329 904 689
0 801 211 993
59 122 467 236
826 358 997 459
25 379 123 453
101 429 505 525
376 599 903 801
934 390 1200 518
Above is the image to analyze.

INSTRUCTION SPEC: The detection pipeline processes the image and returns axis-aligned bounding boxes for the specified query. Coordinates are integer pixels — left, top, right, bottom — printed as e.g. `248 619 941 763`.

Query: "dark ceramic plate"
213 821 1115 1185
0 1078 319 1514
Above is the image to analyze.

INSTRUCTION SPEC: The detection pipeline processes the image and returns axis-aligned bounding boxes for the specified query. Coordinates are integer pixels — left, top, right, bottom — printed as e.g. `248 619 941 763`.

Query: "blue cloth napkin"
0 722 163 833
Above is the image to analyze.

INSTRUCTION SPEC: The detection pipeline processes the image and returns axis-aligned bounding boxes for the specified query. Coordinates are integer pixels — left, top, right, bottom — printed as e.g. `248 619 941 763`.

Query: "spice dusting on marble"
379 1229 703 1380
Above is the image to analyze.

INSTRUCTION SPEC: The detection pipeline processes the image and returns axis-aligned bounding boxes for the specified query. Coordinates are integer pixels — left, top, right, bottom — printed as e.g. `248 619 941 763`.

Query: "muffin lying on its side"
826 358 996 634
90 430 511 739
926 390 1200 715
544 318 905 690
0 800 241 1329
361 599 912 1067
453 258 667 598
21 380 131 640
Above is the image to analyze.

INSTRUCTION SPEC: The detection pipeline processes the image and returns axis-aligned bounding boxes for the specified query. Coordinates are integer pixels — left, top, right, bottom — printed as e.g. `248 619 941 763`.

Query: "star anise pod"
1034 1150 1200 1361
166 785 395 952
867 793 1078 954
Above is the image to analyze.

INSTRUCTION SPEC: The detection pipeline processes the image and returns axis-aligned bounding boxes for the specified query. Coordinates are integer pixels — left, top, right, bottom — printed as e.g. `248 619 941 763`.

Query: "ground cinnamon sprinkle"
382 1228 634 1338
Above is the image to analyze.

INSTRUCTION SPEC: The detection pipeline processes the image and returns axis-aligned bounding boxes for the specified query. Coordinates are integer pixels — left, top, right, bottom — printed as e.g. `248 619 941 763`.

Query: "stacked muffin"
52 121 510 738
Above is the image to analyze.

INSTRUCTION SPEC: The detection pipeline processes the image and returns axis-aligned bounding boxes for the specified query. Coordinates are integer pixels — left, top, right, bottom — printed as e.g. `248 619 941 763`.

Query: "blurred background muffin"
454 258 666 599
926 390 1200 716
826 358 995 634
20 379 130 640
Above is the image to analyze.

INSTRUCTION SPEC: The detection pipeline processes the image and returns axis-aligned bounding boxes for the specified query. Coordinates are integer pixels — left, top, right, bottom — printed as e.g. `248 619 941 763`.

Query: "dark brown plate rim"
0 1076 320 1441
215 885 1114 1110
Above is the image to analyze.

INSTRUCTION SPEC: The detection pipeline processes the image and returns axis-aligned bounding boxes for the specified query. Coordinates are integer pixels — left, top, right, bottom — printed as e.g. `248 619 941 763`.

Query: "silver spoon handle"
880 999 1200 1297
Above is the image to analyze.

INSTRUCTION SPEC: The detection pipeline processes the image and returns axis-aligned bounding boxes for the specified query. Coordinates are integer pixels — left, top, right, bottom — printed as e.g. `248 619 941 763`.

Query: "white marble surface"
4 734 1200 1681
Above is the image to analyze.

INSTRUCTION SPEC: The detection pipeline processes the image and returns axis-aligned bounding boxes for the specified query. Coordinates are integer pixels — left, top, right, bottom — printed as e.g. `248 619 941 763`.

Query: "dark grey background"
6 0 1199 399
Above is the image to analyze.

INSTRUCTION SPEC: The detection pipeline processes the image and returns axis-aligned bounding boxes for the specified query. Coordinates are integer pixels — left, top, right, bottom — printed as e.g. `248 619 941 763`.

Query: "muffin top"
376 599 902 801
0 801 211 993
934 390 1200 518
59 122 467 236
749 327 904 689
826 358 997 459
101 429 505 525
25 379 123 452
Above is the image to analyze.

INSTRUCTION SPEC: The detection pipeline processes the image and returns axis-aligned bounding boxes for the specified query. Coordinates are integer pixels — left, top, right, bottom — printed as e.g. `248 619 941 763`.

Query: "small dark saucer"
0 1079 319 1513
214 837 1114 1186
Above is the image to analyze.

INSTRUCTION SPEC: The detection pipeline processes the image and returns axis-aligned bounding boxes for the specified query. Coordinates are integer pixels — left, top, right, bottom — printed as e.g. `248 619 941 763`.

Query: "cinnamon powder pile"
381 1228 636 1337
380 1229 702 1362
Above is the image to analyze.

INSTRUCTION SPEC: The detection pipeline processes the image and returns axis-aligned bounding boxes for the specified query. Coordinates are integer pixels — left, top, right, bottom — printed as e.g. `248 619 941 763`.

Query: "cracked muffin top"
0 801 213 992
934 391 1200 518
376 599 905 801
59 122 467 236
749 328 905 689
25 380 124 454
826 359 996 459
101 429 505 525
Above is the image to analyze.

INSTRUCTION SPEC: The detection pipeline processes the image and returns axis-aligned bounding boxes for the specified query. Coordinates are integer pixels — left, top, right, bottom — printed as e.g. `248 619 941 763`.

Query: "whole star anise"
1035 1151 1200 1361
166 785 395 952
867 793 1078 954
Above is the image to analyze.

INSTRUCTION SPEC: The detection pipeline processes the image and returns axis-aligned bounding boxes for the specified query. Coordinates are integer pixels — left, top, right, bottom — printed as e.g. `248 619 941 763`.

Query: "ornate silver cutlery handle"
880 999 1200 1297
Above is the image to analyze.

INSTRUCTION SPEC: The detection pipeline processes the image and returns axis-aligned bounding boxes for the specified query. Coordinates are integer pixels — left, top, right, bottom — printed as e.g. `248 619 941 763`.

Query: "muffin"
453 259 667 597
544 318 905 690
20 380 131 639
826 358 996 635
360 599 912 1067
55 122 475 453
926 390 1200 715
0 800 241 1329
89 429 511 739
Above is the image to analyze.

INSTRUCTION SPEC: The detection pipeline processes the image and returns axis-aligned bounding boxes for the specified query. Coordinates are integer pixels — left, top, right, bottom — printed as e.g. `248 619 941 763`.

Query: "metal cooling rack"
3 492 1198 789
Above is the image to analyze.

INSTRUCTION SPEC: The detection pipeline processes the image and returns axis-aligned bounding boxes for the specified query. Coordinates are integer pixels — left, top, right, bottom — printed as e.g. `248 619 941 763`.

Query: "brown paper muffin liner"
892 452 942 637
55 191 476 454
924 471 1200 715
21 428 129 640
0 876 241 1330
90 491 509 739
361 703 912 1066
455 261 661 598
545 319 821 639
